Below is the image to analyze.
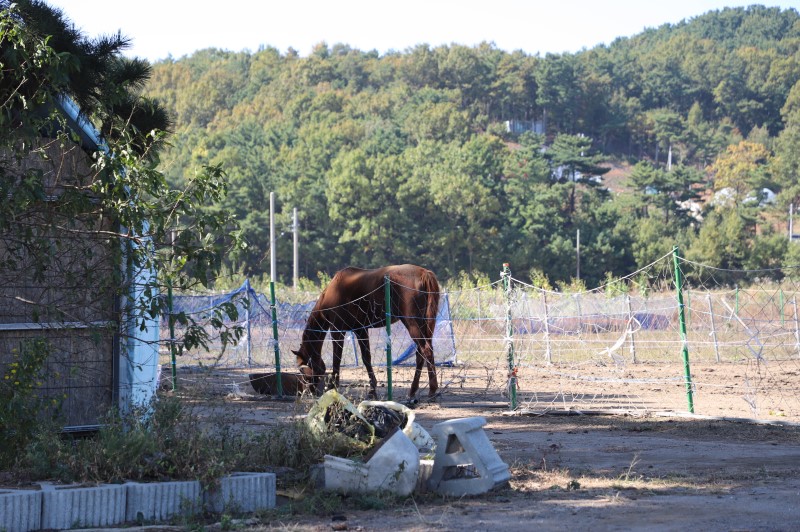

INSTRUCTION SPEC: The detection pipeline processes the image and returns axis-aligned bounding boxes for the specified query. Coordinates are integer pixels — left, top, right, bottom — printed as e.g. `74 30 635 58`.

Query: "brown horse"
292 264 440 399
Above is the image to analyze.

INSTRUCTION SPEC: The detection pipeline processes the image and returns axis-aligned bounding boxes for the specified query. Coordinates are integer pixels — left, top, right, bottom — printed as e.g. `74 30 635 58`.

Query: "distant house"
504 119 545 135
0 96 159 430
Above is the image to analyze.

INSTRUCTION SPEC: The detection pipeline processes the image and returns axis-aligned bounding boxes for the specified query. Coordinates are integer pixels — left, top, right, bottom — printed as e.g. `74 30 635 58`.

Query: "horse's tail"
421 268 440 334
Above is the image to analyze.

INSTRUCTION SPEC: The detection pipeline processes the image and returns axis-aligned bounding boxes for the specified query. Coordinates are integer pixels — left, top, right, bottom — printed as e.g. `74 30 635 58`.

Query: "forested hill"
145 5 800 287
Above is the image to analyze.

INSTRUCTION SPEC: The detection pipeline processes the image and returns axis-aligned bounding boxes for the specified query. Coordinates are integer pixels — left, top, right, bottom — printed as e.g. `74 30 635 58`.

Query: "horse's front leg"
355 329 378 398
329 330 345 390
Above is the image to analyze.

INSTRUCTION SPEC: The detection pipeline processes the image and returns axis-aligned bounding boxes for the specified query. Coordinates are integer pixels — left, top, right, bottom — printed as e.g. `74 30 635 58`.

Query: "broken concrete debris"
306 392 509 497
315 428 421 496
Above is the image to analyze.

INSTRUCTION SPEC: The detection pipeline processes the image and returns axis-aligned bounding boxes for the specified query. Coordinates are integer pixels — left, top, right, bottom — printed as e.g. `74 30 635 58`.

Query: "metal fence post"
385 275 393 400
672 246 695 413
167 278 177 391
270 280 283 396
542 290 552 364
794 297 800 359
502 263 517 410
626 293 637 363
245 279 252 367
707 293 720 363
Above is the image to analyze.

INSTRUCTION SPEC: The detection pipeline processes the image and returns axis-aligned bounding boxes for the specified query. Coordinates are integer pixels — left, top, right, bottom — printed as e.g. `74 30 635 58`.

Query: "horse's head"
292 345 326 395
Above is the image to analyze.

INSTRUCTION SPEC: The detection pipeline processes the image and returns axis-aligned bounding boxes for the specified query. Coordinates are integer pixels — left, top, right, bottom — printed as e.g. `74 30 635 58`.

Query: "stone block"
125 480 201 523
0 489 41 532
40 483 126 529
205 472 276 514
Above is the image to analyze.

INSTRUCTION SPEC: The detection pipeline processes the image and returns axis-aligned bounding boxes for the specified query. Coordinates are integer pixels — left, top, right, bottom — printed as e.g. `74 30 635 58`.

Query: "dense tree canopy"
142 5 800 286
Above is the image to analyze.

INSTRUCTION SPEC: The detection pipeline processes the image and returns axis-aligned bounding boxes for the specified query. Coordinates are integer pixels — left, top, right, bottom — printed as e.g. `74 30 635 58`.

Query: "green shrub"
16 394 354 489
0 339 54 468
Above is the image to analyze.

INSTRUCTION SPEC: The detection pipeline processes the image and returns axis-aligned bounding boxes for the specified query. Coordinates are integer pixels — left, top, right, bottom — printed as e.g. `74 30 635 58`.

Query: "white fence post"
542 291 552 364
707 293 720 363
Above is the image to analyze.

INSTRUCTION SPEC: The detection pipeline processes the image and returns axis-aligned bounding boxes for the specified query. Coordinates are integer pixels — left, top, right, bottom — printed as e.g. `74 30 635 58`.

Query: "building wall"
0 140 118 428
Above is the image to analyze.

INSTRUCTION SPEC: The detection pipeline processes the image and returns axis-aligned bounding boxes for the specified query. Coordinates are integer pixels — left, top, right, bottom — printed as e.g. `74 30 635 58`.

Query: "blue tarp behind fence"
164 280 457 368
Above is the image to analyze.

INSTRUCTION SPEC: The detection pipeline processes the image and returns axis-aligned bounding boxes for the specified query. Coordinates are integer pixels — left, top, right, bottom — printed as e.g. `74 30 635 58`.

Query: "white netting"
161 255 800 422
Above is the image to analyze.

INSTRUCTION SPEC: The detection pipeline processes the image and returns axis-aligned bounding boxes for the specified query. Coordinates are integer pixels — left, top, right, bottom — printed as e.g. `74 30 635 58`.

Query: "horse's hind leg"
330 330 345 390
355 328 378 398
422 339 438 397
407 321 438 399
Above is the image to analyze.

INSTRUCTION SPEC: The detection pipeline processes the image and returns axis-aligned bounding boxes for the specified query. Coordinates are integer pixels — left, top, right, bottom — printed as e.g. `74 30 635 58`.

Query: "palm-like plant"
1 0 171 155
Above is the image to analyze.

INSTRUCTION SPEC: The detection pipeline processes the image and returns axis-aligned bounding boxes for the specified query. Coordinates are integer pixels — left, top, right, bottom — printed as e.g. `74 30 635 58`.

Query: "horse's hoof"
424 391 441 403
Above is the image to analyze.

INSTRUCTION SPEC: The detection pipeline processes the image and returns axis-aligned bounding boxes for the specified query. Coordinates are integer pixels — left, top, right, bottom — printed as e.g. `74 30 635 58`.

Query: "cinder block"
40 483 126 529
0 489 41 532
125 480 201 523
205 472 276 514
427 416 511 496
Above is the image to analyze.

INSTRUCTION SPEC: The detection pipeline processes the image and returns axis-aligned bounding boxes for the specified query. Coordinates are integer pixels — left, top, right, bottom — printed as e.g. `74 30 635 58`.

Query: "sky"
44 1 799 62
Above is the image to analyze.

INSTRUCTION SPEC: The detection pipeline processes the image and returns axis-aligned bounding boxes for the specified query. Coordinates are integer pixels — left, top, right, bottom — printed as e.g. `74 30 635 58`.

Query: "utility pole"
790 203 794 242
292 207 299 289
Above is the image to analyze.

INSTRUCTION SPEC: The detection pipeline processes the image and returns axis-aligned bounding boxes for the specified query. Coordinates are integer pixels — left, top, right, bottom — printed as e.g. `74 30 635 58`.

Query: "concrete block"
0 489 41 532
205 472 276 514
40 482 126 529
427 416 511 496
125 480 201 523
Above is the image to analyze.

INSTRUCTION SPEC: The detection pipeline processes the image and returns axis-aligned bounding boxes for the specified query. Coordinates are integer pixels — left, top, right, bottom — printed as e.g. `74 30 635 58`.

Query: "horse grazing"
292 264 440 399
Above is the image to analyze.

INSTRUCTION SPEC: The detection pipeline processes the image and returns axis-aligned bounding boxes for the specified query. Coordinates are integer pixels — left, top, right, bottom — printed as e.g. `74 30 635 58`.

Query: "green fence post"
270 280 283 396
167 278 178 391
672 246 695 413
502 263 518 410
385 275 393 401
245 279 252 367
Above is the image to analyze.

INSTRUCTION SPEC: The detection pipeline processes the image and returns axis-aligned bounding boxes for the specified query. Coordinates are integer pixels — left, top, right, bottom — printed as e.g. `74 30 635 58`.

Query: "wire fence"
162 252 800 423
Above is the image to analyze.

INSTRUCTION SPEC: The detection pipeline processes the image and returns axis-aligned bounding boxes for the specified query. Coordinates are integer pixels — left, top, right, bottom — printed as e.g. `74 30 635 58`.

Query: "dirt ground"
161 366 800 532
